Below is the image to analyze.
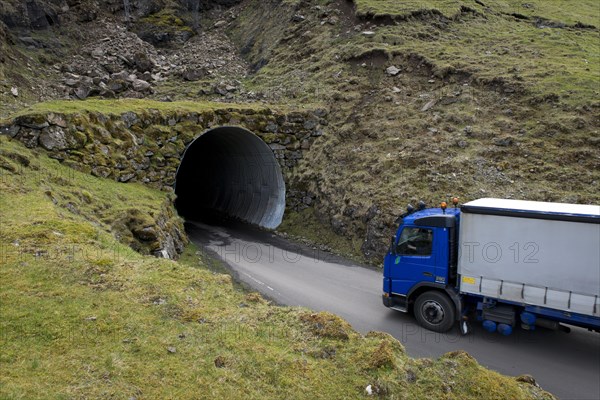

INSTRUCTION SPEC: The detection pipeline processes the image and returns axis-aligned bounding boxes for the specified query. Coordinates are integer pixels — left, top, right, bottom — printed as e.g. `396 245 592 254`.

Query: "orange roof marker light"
452 197 460 208
441 201 448 214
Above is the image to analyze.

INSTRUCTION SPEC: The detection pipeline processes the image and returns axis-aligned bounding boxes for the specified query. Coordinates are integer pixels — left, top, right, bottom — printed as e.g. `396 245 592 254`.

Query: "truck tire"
414 291 455 333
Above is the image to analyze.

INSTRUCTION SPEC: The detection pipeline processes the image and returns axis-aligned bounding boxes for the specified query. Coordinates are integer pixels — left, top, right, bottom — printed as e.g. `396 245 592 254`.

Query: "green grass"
0 137 555 399
239 0 599 106
6 98 270 119
349 1 600 106
492 1 599 26
140 10 190 29
355 0 465 17
355 0 600 26
228 0 599 264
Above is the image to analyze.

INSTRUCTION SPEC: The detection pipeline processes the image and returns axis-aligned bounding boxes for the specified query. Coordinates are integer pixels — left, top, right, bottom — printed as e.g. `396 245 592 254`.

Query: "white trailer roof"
463 198 600 217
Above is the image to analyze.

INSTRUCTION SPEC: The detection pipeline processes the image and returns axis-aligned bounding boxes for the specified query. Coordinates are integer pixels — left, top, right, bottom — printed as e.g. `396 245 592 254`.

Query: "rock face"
132 20 193 48
0 0 59 29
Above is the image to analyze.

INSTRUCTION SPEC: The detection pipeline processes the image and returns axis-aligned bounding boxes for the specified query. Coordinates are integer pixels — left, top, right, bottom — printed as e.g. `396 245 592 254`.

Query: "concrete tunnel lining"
174 126 286 229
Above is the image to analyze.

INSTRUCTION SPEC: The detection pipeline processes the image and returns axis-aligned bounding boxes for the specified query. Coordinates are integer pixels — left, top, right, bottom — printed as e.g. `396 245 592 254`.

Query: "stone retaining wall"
1 105 327 257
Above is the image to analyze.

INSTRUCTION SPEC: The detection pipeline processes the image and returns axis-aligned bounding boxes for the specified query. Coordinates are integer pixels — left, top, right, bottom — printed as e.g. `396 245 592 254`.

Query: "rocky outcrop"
0 0 60 29
131 12 194 47
0 0 240 30
112 197 187 259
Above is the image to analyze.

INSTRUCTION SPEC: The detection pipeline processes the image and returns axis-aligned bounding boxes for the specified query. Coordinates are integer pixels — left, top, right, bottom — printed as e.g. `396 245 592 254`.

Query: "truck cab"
382 205 461 332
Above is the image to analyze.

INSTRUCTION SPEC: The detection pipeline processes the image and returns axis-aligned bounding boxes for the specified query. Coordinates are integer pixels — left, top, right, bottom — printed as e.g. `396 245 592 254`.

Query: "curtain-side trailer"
382 198 600 335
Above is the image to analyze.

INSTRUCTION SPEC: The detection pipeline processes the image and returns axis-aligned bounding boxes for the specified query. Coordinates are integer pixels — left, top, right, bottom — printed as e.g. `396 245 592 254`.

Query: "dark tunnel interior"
174 127 286 229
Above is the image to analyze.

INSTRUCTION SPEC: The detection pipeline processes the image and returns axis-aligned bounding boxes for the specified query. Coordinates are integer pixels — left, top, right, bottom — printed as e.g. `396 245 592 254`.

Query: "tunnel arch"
174 126 286 229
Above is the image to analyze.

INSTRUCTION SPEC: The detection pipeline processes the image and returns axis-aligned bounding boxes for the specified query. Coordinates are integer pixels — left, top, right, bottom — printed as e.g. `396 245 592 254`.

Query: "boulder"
15 115 49 130
182 67 208 81
132 79 151 92
111 70 134 82
91 48 104 58
64 78 79 87
0 124 20 137
121 112 139 128
16 129 40 148
421 99 437 112
39 126 68 151
74 85 91 99
133 51 155 73
107 79 128 93
386 66 401 76
303 119 318 130
214 84 228 96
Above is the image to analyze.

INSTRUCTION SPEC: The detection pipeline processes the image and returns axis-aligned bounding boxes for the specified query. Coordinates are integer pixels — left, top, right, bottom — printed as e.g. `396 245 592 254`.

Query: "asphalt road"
187 220 600 400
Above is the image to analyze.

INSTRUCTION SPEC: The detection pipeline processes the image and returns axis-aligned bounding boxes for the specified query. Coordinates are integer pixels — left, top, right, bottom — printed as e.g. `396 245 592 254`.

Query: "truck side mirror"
390 235 396 253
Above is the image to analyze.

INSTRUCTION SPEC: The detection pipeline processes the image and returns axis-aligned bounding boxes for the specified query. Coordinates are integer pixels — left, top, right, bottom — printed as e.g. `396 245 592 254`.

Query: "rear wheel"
414 291 455 332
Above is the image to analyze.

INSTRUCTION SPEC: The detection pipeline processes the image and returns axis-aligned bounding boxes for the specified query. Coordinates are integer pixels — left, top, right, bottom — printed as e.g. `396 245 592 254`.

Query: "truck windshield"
397 227 433 256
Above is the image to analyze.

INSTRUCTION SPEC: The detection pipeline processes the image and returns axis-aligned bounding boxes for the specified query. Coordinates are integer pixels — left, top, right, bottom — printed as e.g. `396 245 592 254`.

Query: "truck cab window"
397 228 433 256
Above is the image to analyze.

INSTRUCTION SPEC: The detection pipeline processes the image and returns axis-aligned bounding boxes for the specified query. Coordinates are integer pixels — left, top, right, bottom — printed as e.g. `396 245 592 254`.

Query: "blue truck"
382 198 600 335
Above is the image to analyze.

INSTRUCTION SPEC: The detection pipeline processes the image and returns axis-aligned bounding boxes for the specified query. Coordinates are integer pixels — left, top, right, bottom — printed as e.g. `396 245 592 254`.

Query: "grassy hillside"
0 136 554 398
6 98 268 117
231 0 600 262
353 0 599 106
355 0 599 26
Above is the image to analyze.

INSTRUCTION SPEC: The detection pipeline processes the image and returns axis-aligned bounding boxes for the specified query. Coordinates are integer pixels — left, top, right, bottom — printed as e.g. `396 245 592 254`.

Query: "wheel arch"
408 283 461 320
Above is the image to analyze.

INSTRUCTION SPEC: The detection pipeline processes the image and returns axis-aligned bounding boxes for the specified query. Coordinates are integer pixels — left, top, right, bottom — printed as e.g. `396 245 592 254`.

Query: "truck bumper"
382 294 393 308
383 293 409 312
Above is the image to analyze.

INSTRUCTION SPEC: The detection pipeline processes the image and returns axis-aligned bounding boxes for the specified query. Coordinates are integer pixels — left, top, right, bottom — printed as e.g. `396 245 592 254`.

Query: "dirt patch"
346 48 389 68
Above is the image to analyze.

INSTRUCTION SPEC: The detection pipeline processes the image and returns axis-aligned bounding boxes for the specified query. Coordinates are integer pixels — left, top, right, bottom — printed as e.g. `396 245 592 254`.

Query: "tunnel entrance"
174 127 286 229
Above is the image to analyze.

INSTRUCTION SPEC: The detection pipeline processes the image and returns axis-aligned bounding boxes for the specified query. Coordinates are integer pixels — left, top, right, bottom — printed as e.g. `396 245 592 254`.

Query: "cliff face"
0 0 243 29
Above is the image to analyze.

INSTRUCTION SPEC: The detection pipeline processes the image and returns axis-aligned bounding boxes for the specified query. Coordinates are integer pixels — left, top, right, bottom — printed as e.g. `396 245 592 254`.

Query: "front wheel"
414 291 455 332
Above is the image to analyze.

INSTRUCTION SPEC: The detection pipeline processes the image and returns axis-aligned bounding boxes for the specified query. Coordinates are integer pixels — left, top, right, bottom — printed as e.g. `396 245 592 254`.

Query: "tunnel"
174 126 286 229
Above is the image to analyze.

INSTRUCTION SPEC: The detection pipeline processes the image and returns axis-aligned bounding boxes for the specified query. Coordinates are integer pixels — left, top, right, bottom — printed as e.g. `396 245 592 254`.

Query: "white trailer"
458 198 600 318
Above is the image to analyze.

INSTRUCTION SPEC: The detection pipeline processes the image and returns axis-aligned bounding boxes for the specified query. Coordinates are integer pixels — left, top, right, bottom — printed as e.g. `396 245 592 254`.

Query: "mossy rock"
112 208 160 255
14 113 49 129
133 12 194 47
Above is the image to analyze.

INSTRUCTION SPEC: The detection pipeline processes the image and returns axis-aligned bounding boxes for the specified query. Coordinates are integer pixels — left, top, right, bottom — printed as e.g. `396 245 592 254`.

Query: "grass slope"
230 0 600 262
355 0 600 26
351 2 600 107
6 98 269 119
0 138 555 399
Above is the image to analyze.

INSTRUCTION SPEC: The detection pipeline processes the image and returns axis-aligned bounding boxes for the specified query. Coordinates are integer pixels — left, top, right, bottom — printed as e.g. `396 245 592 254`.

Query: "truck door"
389 227 438 295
